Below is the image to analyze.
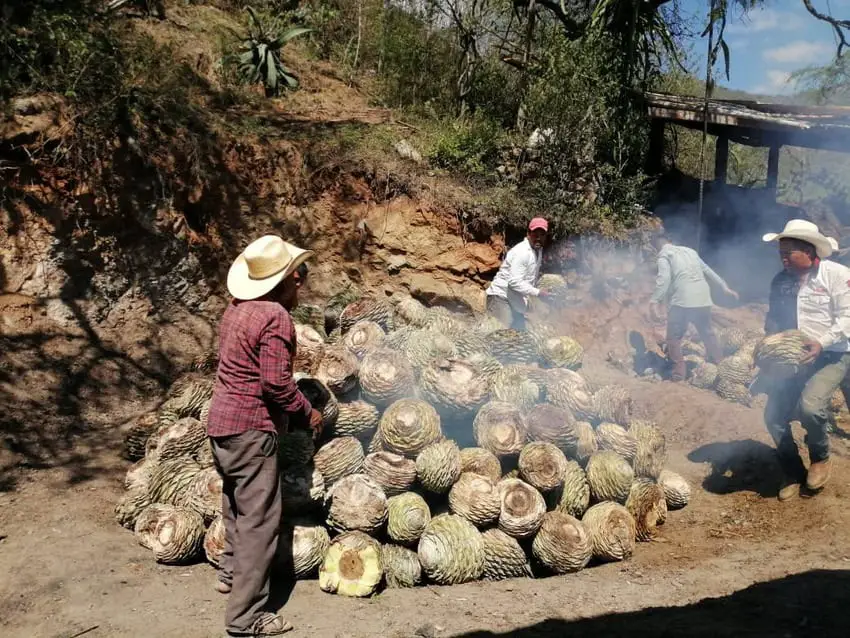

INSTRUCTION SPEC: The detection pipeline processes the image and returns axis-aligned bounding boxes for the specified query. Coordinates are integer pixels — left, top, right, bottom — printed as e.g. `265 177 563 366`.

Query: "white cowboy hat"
227 235 314 300
762 219 834 259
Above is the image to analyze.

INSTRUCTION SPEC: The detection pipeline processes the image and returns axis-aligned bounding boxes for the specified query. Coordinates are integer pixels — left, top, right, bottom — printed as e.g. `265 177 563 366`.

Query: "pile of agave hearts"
116 287 691 596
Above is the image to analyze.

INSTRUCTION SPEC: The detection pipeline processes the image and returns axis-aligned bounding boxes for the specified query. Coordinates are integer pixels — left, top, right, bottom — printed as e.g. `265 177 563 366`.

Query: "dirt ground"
3 305 850 638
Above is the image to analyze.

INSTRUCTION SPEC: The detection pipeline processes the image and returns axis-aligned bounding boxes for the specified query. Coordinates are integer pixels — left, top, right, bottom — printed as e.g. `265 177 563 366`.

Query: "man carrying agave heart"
762 220 850 501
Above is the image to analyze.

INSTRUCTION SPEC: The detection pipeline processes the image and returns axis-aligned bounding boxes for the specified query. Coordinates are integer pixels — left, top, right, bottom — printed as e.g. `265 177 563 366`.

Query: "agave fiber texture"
280 521 331 579
204 514 226 566
379 398 443 457
414 440 460 493
387 492 432 545
497 478 546 538
596 422 638 462
417 514 486 585
332 400 380 439
319 531 383 598
518 442 569 493
147 458 203 506
313 436 364 487
553 460 591 518
382 544 423 588
448 472 501 527
180 466 223 524
629 420 667 479
135 504 206 564
716 379 752 406
364 451 417 496
124 412 160 461
294 323 326 374
325 474 388 533
592 385 633 426
658 470 691 509
532 511 592 574
315 346 360 397
473 401 528 457
585 451 634 504
342 320 386 359
572 421 599 465
489 365 542 412
480 528 532 580
488 329 539 365
341 298 394 333
114 485 152 530
420 358 490 417
582 502 637 562
458 447 502 483
150 417 207 462
359 348 416 407
754 330 809 376
526 403 578 450
626 479 668 541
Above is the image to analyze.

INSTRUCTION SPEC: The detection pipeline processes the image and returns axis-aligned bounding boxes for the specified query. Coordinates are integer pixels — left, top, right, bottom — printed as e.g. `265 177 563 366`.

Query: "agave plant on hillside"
234 7 310 97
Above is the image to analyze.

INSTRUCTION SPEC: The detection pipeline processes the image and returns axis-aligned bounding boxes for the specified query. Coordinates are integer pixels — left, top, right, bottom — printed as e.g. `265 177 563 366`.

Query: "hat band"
247 258 292 281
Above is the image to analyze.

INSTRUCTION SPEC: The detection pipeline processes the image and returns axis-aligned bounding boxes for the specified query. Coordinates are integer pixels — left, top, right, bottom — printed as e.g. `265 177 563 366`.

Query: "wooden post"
647 119 665 176
714 136 729 186
767 144 780 198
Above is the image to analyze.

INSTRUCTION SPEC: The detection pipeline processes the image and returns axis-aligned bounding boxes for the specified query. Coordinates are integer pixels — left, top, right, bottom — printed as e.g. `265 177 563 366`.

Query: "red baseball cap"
528 217 549 232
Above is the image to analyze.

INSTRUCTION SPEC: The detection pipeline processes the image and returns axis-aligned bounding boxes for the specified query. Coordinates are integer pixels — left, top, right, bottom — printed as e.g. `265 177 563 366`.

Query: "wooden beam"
714 136 729 186
767 145 780 197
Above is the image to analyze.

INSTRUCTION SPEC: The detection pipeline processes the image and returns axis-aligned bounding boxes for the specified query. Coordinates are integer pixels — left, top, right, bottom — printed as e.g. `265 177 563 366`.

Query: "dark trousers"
211 429 281 634
763 352 850 478
487 295 526 331
666 305 722 381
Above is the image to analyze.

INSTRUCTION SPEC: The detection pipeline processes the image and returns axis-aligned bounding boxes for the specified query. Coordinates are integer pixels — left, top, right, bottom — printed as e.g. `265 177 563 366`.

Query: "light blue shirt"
651 244 728 308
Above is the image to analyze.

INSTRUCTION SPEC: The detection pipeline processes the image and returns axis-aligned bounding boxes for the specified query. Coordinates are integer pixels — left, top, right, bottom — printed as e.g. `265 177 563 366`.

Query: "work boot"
777 476 801 502
806 458 832 491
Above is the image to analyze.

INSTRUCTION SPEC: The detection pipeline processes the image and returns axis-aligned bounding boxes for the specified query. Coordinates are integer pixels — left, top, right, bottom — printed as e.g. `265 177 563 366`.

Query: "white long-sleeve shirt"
766 260 850 352
650 244 729 308
486 238 542 312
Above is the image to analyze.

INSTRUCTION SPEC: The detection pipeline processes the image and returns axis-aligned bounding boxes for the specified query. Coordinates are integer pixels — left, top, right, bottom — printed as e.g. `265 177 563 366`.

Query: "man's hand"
725 287 740 302
800 339 823 365
649 302 662 323
537 289 552 300
308 408 324 440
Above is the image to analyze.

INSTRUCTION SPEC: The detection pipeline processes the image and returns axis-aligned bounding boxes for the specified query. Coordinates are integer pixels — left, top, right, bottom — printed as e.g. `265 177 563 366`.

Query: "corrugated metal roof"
645 92 850 151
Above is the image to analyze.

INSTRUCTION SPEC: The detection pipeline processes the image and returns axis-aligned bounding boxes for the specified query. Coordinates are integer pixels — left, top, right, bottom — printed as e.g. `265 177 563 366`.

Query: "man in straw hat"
207 235 322 636
762 219 850 501
649 230 738 382
486 217 552 330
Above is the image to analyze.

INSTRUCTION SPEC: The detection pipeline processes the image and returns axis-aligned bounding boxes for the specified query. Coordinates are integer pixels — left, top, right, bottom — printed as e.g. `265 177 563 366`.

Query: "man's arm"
650 256 671 305
818 265 850 350
699 258 736 297
259 314 312 424
506 247 540 297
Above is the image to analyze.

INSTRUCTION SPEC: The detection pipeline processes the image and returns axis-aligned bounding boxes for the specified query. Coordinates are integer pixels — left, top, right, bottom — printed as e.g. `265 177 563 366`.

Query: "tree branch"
801 0 850 56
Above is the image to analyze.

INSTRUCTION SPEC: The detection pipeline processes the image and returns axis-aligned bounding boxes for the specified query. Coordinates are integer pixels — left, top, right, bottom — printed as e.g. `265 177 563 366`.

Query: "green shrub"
428 114 505 175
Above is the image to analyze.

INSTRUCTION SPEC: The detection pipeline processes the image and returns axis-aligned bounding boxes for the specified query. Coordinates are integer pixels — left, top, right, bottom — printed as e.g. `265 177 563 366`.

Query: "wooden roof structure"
645 92 850 153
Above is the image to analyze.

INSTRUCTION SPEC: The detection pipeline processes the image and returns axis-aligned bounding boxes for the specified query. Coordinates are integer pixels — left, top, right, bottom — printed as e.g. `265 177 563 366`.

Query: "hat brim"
227 246 314 301
762 231 833 258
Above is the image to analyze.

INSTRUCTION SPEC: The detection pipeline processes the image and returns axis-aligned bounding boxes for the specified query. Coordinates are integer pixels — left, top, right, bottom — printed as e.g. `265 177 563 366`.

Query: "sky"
679 0 846 95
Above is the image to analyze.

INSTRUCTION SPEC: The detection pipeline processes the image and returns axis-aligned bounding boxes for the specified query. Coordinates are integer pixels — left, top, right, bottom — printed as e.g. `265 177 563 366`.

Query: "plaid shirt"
207 299 312 438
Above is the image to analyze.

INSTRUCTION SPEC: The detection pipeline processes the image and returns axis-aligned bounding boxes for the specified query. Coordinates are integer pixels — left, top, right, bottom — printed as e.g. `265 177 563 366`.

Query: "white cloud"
763 40 833 65
727 8 805 34
752 70 792 95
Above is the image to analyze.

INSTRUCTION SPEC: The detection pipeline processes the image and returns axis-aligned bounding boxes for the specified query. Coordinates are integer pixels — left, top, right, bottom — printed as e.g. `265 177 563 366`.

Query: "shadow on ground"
688 439 780 498
454 569 850 637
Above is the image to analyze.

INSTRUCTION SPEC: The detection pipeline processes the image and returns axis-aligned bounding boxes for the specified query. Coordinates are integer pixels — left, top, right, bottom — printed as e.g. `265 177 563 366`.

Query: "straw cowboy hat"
762 219 834 259
227 235 314 300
